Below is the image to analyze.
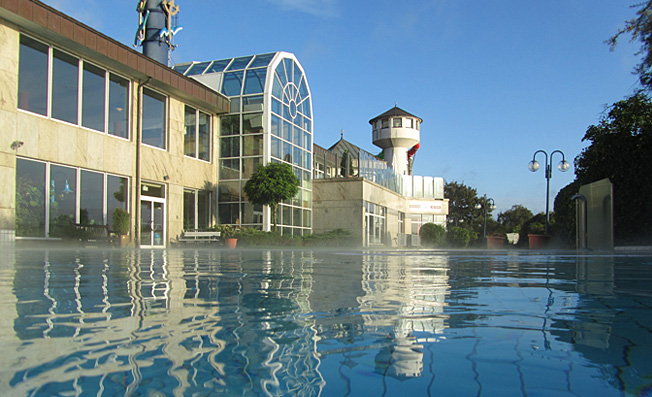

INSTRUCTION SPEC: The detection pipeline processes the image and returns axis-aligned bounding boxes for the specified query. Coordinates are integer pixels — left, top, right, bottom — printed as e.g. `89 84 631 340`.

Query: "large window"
184 106 211 161
183 189 211 230
18 35 48 115
142 88 167 149
17 34 131 138
15 158 129 238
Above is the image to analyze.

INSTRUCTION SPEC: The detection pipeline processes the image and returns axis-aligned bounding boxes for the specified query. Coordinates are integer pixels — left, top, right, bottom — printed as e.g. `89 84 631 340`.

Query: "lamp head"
528 160 540 172
558 160 570 172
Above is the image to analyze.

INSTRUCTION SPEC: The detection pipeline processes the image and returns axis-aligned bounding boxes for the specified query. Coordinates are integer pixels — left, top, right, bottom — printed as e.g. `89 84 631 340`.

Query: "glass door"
140 197 165 248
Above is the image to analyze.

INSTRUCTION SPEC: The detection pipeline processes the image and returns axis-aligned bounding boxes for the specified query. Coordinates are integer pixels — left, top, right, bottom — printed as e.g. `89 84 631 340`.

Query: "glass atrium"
173 52 313 236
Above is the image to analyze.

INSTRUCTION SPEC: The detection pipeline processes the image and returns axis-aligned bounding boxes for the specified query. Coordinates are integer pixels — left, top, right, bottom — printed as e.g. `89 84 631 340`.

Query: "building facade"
173 53 313 236
1 0 230 247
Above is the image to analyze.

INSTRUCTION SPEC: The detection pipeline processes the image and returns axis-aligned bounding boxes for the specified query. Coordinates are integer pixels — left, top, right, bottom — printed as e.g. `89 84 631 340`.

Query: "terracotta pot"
486 235 506 249
225 238 238 249
528 234 550 249
117 234 130 247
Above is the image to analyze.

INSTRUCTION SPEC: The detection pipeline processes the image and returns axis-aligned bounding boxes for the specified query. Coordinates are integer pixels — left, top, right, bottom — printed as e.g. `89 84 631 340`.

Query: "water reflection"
1 249 651 395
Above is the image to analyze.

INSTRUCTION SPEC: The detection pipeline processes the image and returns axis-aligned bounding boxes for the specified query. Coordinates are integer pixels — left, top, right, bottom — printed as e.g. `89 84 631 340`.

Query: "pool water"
1 248 651 396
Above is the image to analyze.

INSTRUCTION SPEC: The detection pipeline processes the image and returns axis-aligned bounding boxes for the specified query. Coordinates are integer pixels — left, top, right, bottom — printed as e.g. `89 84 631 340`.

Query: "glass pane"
293 146 301 167
243 135 263 156
49 165 77 237
80 170 103 225
15 158 46 237
242 202 263 224
303 209 311 227
230 97 240 113
226 56 253 70
219 159 240 180
218 203 240 224
282 204 291 226
186 61 210 76
249 53 275 68
283 59 293 83
282 120 290 141
243 69 266 95
198 111 210 161
243 113 263 134
108 74 129 138
302 100 311 119
298 75 309 98
184 106 196 157
220 114 239 136
140 200 152 245
393 118 402 128
271 115 281 137
205 59 230 74
52 50 79 124
172 63 191 74
218 181 240 202
107 175 128 231
302 131 311 150
18 35 48 115
82 63 106 131
142 88 166 149
141 183 165 198
197 190 211 229
303 189 311 208
293 125 301 145
271 97 282 115
272 75 283 99
293 61 302 88
243 95 264 112
283 142 292 164
221 72 243 96
183 190 195 230
271 136 281 159
293 207 301 227
220 136 239 158
242 157 261 179
275 62 287 87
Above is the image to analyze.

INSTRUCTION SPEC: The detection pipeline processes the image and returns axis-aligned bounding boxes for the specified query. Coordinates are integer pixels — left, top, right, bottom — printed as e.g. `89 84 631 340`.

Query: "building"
312 107 448 247
172 53 313 236
1 0 230 247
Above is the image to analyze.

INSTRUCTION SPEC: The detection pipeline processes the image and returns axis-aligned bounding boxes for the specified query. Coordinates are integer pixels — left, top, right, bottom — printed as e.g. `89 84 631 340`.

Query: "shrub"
303 229 361 247
447 226 471 248
419 223 446 247
112 208 130 235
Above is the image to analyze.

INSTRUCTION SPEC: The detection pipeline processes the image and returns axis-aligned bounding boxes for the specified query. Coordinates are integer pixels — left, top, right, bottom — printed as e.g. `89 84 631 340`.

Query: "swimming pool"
1 248 651 396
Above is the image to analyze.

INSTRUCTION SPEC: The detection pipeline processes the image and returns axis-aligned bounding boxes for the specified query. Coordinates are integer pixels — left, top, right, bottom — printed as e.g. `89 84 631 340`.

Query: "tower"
370 106 422 176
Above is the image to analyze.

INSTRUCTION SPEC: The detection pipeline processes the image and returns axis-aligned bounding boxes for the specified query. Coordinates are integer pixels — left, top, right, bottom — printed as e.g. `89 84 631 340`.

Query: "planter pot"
528 234 550 250
225 238 238 249
116 234 130 247
486 235 506 249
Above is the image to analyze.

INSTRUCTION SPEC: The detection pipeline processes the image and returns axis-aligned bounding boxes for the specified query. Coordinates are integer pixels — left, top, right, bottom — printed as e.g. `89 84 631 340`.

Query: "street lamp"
528 150 570 234
475 195 496 238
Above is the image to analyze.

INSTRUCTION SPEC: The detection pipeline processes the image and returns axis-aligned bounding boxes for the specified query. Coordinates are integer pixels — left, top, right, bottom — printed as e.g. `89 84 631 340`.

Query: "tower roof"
369 106 423 125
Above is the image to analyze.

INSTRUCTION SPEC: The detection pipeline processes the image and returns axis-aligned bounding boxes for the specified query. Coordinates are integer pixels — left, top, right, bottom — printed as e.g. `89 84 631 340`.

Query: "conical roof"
369 105 422 125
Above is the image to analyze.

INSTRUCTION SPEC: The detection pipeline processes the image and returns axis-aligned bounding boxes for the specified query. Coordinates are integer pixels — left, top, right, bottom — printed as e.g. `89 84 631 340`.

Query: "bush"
419 223 446 247
232 227 301 247
303 229 361 247
447 226 471 248
112 208 130 235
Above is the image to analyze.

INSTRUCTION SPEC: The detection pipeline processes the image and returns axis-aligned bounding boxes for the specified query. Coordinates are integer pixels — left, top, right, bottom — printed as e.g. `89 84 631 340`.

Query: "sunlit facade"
173 53 313 236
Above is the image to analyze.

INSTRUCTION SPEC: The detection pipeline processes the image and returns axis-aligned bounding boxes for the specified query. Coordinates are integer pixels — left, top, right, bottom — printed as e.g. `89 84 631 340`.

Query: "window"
82 63 106 131
382 119 389 128
18 35 48 115
220 114 240 136
15 158 46 237
142 88 167 149
220 136 240 158
17 35 130 138
393 118 402 128
52 50 79 124
80 170 104 225
183 189 211 230
184 106 211 161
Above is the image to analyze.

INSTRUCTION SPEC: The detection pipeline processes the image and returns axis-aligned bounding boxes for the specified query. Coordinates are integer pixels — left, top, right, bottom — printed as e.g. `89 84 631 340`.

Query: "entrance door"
140 197 165 248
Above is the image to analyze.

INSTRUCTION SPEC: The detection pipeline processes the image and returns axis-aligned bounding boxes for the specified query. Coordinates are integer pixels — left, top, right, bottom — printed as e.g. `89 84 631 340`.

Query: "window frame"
141 87 168 150
184 105 212 162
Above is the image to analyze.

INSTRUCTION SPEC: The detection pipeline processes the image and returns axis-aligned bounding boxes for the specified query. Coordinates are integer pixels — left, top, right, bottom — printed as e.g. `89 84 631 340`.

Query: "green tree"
608 1 652 89
243 163 299 232
444 181 486 235
496 205 533 234
572 93 652 244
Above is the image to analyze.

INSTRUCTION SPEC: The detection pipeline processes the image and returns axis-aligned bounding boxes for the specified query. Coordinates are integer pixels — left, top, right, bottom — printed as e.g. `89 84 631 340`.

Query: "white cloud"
265 0 340 17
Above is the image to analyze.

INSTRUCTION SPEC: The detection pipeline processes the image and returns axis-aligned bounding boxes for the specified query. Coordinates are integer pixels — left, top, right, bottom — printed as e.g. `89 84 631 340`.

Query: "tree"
243 163 299 232
444 181 487 235
608 1 652 89
572 93 652 244
419 223 446 247
496 205 533 234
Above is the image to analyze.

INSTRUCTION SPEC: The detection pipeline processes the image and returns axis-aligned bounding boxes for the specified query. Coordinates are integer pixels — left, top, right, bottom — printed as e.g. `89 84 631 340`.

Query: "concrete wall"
0 23 18 237
312 178 365 240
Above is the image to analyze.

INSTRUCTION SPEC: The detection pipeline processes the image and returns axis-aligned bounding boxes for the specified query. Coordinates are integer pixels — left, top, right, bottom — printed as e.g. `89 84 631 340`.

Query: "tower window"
392 118 402 128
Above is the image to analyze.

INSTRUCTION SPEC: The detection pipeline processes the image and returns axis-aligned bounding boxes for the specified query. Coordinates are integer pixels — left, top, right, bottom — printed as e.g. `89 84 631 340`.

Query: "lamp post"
528 150 570 234
475 195 496 238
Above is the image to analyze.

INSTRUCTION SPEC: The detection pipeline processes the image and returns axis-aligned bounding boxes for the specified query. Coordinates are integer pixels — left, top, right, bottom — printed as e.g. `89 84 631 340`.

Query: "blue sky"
43 0 641 215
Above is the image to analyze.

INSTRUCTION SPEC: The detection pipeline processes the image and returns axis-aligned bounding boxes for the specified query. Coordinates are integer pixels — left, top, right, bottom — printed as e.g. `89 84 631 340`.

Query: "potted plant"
486 233 506 249
112 208 131 247
527 221 550 249
217 224 238 249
